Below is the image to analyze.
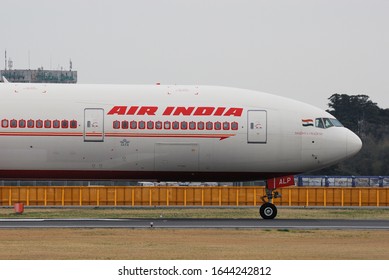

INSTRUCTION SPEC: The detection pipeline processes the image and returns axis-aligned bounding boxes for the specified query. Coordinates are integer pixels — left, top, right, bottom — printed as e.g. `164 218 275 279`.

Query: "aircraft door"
247 110 267 143
84 108 104 142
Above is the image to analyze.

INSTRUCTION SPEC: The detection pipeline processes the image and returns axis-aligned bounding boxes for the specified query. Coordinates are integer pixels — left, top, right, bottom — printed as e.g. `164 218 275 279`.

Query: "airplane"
0 79 362 219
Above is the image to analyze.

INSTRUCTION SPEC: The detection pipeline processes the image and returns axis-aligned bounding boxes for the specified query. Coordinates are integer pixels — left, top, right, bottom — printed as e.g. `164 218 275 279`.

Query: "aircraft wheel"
259 203 277 219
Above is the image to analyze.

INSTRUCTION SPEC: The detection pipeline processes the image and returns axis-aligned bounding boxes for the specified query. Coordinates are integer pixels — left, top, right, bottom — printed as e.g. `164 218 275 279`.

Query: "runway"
1 218 389 229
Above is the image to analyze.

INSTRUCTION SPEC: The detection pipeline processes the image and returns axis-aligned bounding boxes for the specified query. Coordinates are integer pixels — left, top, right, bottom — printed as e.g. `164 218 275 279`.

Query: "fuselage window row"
1 119 78 129
113 120 239 131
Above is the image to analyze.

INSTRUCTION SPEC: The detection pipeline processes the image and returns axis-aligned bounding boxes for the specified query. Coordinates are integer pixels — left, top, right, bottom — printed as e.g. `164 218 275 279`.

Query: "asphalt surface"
0 218 389 229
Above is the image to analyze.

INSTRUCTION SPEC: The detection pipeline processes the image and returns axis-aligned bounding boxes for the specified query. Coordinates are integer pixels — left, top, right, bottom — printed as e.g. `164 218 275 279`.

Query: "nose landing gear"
259 175 295 219
259 182 282 219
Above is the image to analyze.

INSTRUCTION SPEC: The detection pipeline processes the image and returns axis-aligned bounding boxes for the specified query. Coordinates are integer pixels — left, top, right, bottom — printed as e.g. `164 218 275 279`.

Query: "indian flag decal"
302 119 314 127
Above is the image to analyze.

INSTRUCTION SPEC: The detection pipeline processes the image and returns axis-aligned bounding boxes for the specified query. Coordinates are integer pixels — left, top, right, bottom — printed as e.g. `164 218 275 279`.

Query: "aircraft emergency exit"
0 82 362 218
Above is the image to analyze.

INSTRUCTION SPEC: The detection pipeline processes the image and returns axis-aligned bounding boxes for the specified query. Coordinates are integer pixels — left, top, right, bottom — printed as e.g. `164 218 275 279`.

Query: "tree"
310 94 389 176
327 94 380 137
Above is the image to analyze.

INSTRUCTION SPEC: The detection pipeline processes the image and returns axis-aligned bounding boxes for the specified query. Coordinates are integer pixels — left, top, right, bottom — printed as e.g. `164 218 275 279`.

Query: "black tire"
259 203 277 219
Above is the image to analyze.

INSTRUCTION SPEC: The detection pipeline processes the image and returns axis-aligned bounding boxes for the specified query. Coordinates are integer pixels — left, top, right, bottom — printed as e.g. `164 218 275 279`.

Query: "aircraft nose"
346 130 362 157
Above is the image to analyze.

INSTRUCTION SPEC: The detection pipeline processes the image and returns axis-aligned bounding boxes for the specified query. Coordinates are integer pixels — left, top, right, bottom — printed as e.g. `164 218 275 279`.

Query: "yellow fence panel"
0 186 389 207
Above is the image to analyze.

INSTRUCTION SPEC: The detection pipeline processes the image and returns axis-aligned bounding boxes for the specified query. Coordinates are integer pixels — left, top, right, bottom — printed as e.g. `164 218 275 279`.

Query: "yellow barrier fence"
0 186 388 207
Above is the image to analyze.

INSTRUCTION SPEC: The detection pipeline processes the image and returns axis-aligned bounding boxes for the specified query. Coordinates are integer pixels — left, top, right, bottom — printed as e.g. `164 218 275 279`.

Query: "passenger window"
147 121 154 129
27 119 35 128
122 121 129 129
198 121 204 130
223 122 230 130
70 120 78 128
214 122 221 130
113 121 120 129
19 120 26 128
130 121 137 129
155 121 162 130
164 121 171 129
172 121 179 130
10 119 17 128
53 120 60 128
231 122 238 130
61 120 69 128
36 120 43 128
181 121 188 130
139 121 145 129
315 118 324 129
189 121 196 130
1 119 8 128
206 122 213 130
44 120 52 128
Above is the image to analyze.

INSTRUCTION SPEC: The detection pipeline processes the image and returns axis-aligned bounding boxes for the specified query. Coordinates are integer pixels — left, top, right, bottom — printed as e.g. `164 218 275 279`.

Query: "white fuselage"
0 83 362 181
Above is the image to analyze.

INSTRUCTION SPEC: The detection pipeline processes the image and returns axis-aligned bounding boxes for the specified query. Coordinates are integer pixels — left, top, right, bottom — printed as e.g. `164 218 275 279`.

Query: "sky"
1 0 388 109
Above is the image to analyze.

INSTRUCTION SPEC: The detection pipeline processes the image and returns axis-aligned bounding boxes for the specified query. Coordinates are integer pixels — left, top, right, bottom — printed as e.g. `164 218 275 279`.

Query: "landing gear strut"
259 184 281 219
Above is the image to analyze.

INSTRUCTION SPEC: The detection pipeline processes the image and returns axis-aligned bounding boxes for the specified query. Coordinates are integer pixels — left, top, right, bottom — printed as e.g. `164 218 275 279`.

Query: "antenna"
4 50 7 71
69 59 72 71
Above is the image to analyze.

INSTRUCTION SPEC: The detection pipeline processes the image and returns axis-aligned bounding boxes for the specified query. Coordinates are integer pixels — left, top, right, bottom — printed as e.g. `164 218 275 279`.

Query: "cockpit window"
323 118 334 128
330 118 343 127
315 117 343 129
315 118 324 128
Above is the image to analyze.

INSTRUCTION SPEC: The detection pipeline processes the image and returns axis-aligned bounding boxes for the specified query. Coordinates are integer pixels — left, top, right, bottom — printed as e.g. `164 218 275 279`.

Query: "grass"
1 207 389 219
